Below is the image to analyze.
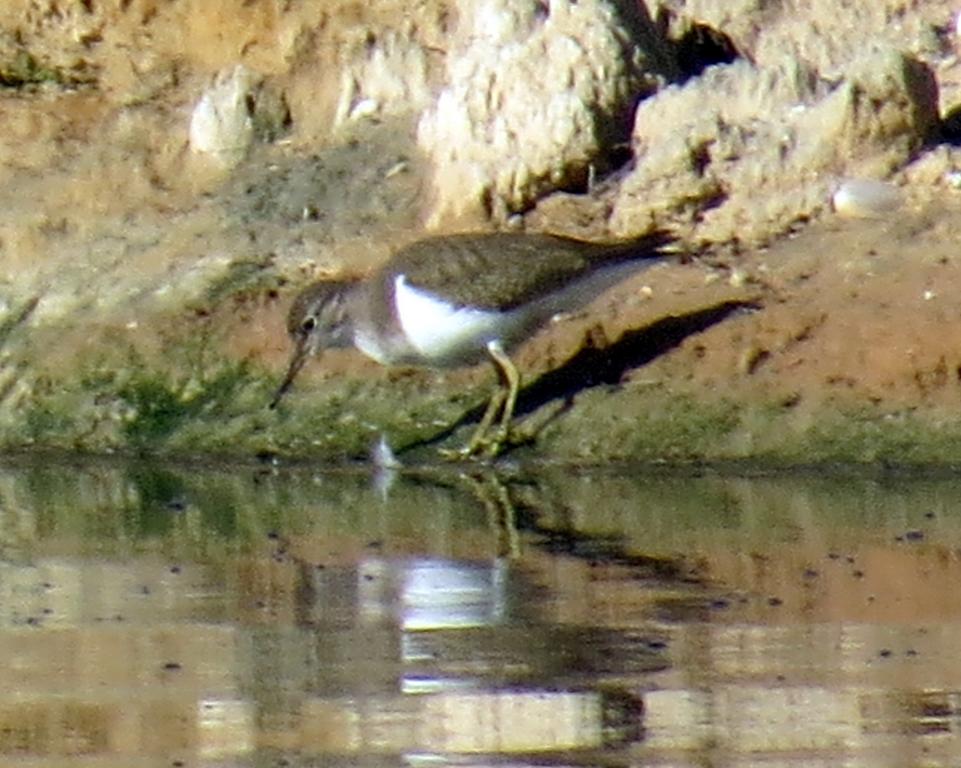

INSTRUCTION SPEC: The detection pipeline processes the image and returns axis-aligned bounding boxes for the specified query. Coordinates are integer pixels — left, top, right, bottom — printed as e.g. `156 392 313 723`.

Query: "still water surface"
1 460 961 766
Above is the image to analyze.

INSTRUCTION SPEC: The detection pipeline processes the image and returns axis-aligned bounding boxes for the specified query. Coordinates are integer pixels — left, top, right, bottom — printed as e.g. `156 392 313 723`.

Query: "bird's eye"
301 316 317 333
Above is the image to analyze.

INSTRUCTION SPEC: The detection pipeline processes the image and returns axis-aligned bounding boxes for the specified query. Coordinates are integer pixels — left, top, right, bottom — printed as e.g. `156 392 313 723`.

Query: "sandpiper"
271 230 672 457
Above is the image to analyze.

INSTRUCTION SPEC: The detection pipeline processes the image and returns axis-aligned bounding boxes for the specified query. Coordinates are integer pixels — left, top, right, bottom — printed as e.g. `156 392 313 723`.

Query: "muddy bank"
0 1 960 465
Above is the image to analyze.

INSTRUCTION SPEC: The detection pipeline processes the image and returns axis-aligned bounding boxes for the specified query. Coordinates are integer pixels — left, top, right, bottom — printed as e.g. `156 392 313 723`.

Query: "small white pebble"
384 161 409 179
349 98 379 120
729 268 747 287
832 178 903 219
638 285 654 298
923 289 936 301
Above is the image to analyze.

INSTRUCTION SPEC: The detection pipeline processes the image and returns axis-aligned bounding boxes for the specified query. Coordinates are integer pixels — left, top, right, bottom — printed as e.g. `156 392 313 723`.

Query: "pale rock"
189 65 256 166
611 47 937 244
649 0 951 76
418 0 669 225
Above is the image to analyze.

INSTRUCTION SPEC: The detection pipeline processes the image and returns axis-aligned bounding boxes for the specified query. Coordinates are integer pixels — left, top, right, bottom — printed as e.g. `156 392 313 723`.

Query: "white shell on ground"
832 178 903 219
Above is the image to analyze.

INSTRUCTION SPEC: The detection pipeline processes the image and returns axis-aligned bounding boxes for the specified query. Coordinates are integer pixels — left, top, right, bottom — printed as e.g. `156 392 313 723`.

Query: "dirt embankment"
0 0 958 465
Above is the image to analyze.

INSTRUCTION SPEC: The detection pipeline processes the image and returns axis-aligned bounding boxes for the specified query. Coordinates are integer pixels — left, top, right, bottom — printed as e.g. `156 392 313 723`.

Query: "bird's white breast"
392 274 513 365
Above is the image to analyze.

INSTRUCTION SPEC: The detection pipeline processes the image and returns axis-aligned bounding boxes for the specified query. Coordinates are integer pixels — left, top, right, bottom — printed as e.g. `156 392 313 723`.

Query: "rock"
188 63 292 169
795 47 938 174
189 65 257 166
650 0 951 78
610 47 937 245
417 0 674 226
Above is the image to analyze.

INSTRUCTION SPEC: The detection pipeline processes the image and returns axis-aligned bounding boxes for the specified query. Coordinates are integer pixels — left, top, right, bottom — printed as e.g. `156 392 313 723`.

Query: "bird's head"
270 279 359 408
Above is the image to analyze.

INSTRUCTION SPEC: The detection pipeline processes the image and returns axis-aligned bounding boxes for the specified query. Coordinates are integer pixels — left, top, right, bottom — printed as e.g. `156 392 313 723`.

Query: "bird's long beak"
269 335 312 409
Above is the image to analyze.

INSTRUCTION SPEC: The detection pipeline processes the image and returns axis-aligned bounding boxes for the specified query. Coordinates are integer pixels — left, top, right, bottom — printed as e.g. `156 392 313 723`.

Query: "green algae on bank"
5 328 961 470
5 324 489 459
535 384 961 468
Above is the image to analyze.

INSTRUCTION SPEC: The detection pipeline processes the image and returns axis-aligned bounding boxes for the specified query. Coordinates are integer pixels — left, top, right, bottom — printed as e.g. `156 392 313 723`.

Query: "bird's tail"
591 228 677 266
536 230 676 319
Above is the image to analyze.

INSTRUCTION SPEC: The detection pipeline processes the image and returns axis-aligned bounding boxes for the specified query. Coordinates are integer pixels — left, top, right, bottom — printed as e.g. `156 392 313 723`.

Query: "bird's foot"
438 437 503 462
439 424 529 462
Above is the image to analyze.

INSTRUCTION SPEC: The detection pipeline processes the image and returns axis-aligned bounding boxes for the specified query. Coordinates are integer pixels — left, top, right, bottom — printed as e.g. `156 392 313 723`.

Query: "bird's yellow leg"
485 341 520 456
458 382 507 458
441 342 519 460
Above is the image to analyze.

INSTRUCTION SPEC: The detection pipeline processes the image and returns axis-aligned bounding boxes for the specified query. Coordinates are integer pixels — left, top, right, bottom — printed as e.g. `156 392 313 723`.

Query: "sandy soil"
0 1 959 464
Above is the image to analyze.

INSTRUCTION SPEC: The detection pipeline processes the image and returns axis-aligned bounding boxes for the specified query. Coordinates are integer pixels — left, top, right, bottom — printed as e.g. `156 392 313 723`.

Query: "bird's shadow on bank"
412 298 759 453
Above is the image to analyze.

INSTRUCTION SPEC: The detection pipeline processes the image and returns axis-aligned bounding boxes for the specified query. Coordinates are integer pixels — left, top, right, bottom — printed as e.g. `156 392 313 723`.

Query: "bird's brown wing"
385 231 672 311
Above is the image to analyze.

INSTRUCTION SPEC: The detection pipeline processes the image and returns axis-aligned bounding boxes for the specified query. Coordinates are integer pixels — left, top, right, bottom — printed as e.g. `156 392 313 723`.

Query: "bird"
271 230 673 458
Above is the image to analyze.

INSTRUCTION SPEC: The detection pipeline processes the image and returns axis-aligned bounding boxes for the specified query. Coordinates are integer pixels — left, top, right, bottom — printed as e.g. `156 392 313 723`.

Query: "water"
1 459 961 766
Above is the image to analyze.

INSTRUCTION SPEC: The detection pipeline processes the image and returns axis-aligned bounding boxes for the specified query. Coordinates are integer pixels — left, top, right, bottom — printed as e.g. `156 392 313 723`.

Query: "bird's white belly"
392 275 522 365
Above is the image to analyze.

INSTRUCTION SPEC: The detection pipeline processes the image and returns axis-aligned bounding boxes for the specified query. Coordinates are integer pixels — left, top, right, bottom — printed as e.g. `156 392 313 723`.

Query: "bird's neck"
315 281 366 351
348 275 422 365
